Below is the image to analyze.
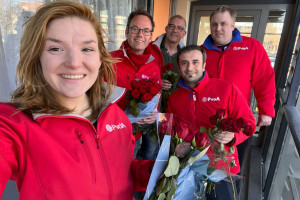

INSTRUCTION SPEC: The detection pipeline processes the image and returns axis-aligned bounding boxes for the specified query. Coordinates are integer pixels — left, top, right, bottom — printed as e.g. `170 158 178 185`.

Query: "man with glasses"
153 15 186 111
153 15 186 112
110 8 163 163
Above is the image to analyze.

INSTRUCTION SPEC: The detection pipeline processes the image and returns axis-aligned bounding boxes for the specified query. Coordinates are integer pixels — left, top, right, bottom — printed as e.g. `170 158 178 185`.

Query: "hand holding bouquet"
160 63 178 112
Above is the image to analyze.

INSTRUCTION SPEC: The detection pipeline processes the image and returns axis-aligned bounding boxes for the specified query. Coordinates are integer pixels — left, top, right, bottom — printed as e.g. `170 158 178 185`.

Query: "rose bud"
175 141 191 158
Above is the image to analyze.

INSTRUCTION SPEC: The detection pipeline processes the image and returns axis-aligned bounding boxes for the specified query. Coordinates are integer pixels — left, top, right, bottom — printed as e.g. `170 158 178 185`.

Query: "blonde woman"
0 1 153 199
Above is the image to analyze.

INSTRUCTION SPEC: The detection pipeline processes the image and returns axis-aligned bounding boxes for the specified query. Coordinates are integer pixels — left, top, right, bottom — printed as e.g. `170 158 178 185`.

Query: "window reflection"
263 10 286 67
197 16 210 45
235 16 254 37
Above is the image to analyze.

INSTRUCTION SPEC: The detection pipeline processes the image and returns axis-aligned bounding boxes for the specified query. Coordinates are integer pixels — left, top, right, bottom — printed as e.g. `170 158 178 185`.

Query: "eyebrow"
45 38 97 44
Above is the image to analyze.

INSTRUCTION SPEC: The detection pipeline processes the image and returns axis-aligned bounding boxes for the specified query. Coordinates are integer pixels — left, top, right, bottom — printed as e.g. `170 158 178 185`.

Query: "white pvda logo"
106 123 126 132
233 47 249 50
202 97 220 102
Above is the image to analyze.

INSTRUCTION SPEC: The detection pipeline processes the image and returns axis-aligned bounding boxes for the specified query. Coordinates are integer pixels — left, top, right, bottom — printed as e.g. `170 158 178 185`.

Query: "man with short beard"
167 45 256 200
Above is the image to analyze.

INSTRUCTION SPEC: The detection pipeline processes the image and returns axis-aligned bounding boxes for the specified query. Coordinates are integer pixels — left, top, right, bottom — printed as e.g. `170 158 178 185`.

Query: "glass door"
193 10 261 45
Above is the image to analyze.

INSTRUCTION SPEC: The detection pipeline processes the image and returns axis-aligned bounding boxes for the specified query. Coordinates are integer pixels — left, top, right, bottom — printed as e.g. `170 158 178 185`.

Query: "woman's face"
40 16 101 108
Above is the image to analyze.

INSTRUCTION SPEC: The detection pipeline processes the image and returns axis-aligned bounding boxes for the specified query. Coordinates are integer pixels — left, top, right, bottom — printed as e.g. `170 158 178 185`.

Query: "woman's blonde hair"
11 0 116 121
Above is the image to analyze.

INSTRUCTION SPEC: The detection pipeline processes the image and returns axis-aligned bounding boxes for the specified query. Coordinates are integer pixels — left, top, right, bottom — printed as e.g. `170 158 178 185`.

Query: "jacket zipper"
93 122 113 199
75 130 97 184
193 92 196 101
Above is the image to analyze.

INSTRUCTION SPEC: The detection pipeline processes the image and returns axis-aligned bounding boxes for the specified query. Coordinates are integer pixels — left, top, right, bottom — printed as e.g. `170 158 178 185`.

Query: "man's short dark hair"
126 7 155 31
177 45 207 65
210 5 237 22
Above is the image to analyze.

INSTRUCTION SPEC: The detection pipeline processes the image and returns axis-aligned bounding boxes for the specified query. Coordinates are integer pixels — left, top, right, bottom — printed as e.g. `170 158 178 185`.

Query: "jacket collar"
121 40 155 64
32 84 126 121
153 33 185 49
178 71 209 92
203 28 242 50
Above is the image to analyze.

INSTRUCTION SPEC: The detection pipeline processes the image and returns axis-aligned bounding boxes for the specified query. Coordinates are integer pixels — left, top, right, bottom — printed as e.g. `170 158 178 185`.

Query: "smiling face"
165 17 186 44
178 50 205 88
210 11 235 46
125 15 152 55
40 16 101 109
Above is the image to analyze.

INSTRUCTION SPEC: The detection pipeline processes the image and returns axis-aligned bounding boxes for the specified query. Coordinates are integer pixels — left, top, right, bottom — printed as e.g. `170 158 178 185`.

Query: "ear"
231 22 235 31
165 26 168 32
125 27 129 38
202 63 206 71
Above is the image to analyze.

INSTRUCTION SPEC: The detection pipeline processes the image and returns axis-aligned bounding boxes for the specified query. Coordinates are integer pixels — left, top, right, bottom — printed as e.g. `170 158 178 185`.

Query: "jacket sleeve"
251 41 276 117
228 84 256 146
0 108 26 197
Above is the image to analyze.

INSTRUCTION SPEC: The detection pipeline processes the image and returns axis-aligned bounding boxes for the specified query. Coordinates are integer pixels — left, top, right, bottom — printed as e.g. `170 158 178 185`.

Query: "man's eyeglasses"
167 24 185 32
129 27 153 36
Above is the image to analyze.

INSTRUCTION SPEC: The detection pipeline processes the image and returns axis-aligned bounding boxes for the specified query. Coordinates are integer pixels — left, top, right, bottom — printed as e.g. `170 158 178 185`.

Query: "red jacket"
166 73 256 174
110 41 163 110
201 29 275 117
0 87 153 200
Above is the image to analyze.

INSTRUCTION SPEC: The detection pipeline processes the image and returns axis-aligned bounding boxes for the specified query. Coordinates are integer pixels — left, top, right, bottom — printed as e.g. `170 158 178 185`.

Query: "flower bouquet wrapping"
160 63 178 112
124 78 162 124
144 113 240 200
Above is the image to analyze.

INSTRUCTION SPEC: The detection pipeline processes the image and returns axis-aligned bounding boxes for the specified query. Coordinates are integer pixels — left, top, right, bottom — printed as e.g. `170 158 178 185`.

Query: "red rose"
209 115 218 126
145 81 153 89
243 125 254 136
139 85 148 94
139 79 147 85
162 66 168 73
141 93 153 102
236 117 246 128
230 120 242 132
131 79 141 89
219 118 234 132
131 89 141 99
159 120 169 134
149 85 160 95
149 77 157 84
175 121 190 140
216 109 226 119
167 63 173 70
195 132 208 148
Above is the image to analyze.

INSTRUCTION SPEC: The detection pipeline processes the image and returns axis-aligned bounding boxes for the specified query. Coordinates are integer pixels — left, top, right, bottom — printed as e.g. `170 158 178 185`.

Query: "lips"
61 74 85 79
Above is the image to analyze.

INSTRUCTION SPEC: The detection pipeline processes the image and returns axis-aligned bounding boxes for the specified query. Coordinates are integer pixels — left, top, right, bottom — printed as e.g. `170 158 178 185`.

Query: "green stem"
224 149 236 200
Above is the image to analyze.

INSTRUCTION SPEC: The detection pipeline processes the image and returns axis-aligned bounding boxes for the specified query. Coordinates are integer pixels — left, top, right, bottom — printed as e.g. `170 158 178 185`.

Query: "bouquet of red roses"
145 114 235 200
125 78 162 123
160 63 178 112
200 108 255 200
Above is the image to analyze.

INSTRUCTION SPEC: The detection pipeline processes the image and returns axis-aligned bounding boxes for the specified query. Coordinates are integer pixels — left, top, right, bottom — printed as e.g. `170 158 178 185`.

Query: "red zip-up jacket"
166 73 256 174
201 29 275 117
0 87 153 200
110 41 163 110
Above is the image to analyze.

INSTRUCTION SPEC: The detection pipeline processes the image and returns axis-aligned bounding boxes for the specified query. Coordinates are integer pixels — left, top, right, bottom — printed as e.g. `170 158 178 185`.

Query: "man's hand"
257 114 272 127
161 79 172 90
135 112 156 124
214 131 235 144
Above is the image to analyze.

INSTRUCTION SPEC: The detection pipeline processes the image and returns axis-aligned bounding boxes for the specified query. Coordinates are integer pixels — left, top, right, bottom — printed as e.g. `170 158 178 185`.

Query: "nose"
216 24 222 31
186 62 192 70
136 29 144 36
65 49 82 68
